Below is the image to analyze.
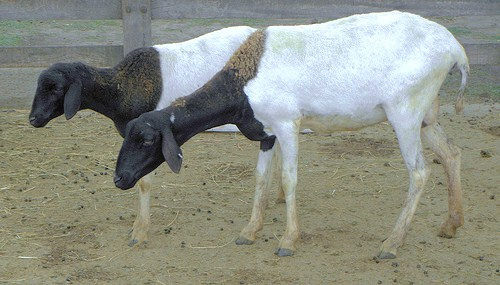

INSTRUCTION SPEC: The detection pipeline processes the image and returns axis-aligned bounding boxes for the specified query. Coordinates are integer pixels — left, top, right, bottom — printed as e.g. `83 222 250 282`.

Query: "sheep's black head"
29 63 82 127
114 111 182 190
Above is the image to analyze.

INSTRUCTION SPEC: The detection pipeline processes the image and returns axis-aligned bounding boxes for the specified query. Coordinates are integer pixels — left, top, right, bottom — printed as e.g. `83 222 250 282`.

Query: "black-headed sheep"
28 26 259 246
114 11 469 258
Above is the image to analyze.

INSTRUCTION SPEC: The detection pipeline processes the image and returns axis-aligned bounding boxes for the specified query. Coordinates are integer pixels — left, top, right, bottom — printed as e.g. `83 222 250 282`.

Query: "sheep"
114 11 469 258
28 26 268 246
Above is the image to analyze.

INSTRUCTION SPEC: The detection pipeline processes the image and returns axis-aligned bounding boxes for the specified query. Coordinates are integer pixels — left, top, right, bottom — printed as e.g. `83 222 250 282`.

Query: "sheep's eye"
142 139 154 147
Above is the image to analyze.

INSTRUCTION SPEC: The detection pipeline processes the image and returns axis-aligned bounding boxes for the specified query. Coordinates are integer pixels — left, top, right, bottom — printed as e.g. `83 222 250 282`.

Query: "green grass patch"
442 65 499 101
0 20 35 31
56 20 121 33
0 21 36 46
0 20 122 47
448 27 473 37
468 67 500 98
448 26 500 42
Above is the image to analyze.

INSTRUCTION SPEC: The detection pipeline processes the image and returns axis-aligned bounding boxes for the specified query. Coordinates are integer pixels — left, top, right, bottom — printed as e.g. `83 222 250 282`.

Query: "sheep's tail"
454 48 469 115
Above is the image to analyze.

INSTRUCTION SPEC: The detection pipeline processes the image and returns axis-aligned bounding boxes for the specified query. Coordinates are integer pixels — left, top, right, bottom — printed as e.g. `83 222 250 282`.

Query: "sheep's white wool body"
244 11 467 133
236 11 467 256
154 26 256 111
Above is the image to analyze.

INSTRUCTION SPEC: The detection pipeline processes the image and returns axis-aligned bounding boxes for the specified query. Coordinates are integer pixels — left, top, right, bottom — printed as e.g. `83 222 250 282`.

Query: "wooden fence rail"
3 0 499 20
1 0 499 67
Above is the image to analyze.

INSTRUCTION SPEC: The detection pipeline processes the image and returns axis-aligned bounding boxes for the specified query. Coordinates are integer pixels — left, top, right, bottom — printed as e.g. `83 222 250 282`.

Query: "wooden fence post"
122 0 152 56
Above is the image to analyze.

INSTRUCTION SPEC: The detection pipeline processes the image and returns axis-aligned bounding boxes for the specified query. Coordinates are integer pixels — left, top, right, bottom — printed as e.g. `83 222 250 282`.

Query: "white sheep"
29 26 262 246
114 10 468 258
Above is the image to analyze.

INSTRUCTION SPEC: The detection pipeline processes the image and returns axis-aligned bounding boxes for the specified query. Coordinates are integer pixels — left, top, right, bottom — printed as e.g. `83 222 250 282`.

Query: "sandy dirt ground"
1 82 499 284
1 16 499 285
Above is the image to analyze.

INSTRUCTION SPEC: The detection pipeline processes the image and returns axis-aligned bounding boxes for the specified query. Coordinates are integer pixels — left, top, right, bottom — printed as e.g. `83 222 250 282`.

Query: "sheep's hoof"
438 222 457 239
275 248 294 257
128 238 148 247
438 231 455 239
235 237 254 245
377 251 397 259
128 239 139 247
128 221 149 247
128 230 148 247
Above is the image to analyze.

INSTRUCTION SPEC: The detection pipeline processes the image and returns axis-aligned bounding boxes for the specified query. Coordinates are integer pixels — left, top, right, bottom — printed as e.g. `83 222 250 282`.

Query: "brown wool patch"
114 48 162 111
171 98 187 108
224 29 266 83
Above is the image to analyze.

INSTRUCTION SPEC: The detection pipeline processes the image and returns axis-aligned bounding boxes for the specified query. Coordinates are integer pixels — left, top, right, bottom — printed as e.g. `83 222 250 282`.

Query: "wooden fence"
1 0 499 67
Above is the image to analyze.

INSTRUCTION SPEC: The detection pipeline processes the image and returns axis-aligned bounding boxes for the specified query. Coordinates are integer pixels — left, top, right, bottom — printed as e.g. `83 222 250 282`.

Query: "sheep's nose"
114 171 135 190
113 175 123 184
29 115 45 127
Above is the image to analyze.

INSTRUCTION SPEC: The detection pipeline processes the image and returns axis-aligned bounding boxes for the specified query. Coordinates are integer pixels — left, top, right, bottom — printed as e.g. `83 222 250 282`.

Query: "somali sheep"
114 11 468 258
28 26 262 246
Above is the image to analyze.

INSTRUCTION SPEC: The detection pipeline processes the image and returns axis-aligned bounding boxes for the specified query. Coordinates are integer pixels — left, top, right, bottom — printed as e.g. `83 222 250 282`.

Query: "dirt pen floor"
0 69 498 284
0 15 499 285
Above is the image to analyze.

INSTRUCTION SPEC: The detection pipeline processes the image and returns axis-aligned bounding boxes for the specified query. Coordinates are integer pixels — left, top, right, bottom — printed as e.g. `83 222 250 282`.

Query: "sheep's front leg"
129 173 153 246
379 118 429 259
422 122 464 238
236 146 275 245
274 124 300 256
273 143 286 204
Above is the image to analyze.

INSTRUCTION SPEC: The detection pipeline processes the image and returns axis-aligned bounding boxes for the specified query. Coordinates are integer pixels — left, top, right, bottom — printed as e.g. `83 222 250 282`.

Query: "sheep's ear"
161 128 182 173
64 80 82 120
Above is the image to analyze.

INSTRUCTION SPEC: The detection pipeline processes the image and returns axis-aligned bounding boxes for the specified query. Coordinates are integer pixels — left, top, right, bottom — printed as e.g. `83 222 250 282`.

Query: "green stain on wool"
163 51 178 67
270 31 306 55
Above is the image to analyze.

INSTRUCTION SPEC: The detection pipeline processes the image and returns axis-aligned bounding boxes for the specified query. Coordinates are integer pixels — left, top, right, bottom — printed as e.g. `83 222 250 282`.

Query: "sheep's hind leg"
129 173 153 246
273 124 300 256
236 146 275 245
379 116 429 259
422 122 464 238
